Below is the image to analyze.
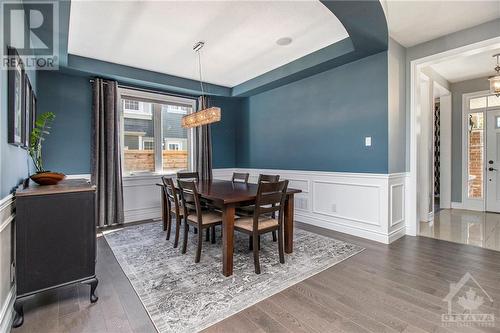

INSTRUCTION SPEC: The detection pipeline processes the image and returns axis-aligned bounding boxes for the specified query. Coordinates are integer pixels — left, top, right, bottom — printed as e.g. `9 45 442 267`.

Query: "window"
488 95 500 108
119 88 195 176
467 112 484 199
168 143 180 151
469 97 487 110
161 105 190 173
124 99 139 111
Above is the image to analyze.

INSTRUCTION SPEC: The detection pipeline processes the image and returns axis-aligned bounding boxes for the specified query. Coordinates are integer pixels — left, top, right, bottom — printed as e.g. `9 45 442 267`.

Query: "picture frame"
23 75 32 149
31 92 37 138
7 47 25 146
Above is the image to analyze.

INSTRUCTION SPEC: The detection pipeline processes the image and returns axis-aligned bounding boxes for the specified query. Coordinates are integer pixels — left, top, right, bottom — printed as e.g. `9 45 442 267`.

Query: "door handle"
489 167 498 171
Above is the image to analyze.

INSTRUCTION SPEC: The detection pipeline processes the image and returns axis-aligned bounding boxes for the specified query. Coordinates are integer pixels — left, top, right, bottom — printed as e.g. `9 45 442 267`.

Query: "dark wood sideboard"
12 179 98 327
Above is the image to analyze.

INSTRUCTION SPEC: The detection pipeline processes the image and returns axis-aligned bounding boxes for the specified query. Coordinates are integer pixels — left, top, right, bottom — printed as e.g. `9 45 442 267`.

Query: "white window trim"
118 87 196 177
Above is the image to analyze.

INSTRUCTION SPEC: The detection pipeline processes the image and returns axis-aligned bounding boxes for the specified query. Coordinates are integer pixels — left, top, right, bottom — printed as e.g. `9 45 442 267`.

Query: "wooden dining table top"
160 179 301 205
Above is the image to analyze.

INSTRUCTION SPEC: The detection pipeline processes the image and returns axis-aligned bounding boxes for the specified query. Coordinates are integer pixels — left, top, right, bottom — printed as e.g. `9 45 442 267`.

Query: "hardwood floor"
11 222 500 333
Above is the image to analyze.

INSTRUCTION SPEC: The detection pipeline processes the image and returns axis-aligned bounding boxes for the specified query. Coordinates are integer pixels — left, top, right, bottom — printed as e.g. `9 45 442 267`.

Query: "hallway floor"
420 209 500 251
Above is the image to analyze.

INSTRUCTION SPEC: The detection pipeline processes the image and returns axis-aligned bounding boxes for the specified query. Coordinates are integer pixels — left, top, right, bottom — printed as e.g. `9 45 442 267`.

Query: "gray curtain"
91 78 124 227
195 96 213 181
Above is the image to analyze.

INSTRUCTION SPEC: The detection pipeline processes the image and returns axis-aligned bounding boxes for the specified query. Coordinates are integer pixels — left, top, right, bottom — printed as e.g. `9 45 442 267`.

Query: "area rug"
104 221 364 333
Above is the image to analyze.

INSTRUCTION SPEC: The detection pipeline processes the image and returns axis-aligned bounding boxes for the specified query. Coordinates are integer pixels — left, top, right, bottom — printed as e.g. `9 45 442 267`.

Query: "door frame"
408 37 500 236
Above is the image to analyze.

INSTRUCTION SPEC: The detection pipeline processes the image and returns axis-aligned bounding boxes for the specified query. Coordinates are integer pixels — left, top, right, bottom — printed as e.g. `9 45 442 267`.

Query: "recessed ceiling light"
276 37 293 46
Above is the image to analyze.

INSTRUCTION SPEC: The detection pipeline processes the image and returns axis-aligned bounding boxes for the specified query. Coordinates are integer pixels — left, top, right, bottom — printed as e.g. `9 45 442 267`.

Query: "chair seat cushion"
234 217 278 232
170 205 184 216
187 211 222 225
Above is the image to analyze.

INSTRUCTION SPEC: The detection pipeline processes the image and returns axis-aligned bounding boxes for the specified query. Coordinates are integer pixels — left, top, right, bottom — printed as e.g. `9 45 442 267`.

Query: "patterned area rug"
104 221 364 333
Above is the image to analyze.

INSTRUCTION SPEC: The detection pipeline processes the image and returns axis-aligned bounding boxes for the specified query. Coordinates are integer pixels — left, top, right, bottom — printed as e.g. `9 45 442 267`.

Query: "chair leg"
253 233 261 274
278 227 285 264
211 226 216 244
205 228 210 242
195 227 203 263
272 231 277 242
182 221 189 254
258 235 261 250
249 236 253 251
166 212 172 240
173 216 181 248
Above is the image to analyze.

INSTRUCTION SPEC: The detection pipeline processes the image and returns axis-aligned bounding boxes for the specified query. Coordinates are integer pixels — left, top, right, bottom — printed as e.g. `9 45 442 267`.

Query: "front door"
486 109 500 212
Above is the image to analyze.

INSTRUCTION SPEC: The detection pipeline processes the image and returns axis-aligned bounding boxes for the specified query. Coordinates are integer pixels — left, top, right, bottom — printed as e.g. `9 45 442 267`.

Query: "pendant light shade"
182 41 222 128
182 106 221 128
490 54 500 97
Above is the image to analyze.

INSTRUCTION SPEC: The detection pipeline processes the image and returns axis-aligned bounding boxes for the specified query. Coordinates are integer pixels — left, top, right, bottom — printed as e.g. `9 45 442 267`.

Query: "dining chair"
234 179 289 274
236 174 280 242
161 176 183 248
177 180 223 263
176 171 203 235
177 171 199 181
232 172 249 183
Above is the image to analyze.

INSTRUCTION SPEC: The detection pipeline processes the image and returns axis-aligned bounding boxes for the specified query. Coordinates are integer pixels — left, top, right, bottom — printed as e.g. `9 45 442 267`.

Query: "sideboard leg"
85 277 99 303
12 299 24 328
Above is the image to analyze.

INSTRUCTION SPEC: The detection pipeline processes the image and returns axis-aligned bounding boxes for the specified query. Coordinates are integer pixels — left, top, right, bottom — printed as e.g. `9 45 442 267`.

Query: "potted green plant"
28 112 65 185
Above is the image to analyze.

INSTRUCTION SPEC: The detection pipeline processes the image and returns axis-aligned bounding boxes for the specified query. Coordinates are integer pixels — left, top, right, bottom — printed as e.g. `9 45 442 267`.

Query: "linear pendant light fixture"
182 41 221 128
490 53 500 97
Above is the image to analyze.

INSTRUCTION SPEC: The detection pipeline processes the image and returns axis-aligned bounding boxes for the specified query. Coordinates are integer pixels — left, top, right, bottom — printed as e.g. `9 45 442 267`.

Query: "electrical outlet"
331 203 337 212
365 137 372 147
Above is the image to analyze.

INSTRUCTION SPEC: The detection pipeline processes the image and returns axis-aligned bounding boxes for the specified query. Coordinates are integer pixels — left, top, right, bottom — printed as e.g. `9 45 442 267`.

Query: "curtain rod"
89 79 199 101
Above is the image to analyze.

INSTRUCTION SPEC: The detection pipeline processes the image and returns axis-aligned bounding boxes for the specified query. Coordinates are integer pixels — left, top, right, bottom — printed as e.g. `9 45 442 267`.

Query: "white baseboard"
214 168 408 244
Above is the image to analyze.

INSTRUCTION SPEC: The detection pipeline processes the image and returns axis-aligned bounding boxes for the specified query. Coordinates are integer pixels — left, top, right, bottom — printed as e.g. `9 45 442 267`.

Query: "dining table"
160 179 302 277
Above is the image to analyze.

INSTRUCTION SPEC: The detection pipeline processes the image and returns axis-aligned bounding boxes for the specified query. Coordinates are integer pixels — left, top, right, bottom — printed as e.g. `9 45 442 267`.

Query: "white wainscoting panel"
0 194 15 332
123 175 163 223
214 168 407 244
312 181 380 226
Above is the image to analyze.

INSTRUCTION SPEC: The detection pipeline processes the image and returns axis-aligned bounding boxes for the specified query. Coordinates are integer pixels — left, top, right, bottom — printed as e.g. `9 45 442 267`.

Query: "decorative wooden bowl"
30 172 66 185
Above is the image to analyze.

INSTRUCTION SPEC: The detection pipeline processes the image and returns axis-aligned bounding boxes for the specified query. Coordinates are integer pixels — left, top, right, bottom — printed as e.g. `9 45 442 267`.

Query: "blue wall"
211 96 243 168
235 51 388 173
0 3 38 197
37 71 92 174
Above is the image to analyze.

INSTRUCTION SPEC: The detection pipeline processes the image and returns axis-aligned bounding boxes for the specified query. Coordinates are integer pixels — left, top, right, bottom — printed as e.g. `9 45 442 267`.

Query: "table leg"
284 194 295 253
222 205 235 277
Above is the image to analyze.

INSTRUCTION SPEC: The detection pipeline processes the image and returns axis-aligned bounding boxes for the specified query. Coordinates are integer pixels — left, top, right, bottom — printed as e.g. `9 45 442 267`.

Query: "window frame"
118 87 196 177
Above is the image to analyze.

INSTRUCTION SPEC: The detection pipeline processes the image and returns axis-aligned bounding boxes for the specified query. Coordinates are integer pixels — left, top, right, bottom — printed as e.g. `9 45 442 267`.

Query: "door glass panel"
488 95 500 108
161 104 192 173
123 99 155 174
468 112 484 199
470 97 487 109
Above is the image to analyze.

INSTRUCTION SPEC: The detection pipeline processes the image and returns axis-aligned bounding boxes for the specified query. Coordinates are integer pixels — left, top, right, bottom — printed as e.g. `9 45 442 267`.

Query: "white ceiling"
382 0 500 47
430 47 500 83
68 0 348 87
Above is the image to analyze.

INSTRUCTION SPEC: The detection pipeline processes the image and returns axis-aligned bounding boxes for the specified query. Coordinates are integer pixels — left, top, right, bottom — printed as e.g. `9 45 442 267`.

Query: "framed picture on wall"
7 47 25 146
23 75 32 149
31 92 37 137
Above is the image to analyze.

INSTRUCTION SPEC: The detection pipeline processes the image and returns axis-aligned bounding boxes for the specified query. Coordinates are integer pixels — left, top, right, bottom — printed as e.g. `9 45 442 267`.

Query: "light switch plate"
365 137 372 146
